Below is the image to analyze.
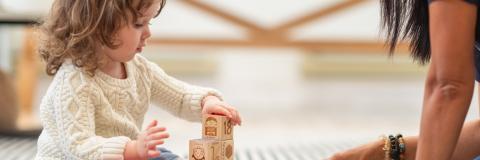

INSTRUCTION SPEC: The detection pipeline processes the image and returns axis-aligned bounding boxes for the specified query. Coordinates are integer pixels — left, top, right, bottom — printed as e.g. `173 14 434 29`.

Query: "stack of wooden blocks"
189 114 234 160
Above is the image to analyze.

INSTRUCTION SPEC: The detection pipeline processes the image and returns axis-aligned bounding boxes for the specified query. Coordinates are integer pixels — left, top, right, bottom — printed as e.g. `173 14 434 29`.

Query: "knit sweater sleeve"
142 58 223 122
48 83 131 160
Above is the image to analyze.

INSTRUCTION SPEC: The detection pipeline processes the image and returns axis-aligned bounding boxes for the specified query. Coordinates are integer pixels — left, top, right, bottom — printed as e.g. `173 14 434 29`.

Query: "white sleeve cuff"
180 88 223 122
100 136 131 160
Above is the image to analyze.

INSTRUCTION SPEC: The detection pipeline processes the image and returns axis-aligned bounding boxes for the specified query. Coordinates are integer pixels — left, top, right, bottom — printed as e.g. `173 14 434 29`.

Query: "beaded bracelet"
382 134 406 160
397 134 406 160
389 135 399 160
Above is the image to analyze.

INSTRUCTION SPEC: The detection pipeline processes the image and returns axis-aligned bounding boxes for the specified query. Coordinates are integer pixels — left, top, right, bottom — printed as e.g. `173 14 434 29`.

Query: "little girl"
34 0 242 160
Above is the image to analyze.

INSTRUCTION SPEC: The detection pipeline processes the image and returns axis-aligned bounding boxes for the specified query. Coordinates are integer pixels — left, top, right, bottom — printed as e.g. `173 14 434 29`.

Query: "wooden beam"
180 0 266 33
178 1 367 42
290 40 409 53
271 0 367 32
149 38 409 53
155 0 408 53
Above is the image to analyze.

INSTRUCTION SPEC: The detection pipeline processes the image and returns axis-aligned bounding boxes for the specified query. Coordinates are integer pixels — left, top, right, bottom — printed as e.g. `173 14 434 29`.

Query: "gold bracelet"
381 135 391 160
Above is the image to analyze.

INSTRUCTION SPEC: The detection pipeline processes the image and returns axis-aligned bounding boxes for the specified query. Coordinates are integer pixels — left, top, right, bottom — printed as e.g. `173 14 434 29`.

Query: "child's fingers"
147 120 157 129
148 132 170 141
234 109 242 125
148 144 156 150
226 107 239 125
147 150 161 158
147 126 166 135
148 140 165 147
146 140 165 150
232 109 242 126
225 106 242 126
212 106 232 118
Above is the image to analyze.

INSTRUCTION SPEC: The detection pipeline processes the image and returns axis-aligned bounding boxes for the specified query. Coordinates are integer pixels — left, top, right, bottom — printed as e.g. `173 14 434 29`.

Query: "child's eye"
134 23 144 28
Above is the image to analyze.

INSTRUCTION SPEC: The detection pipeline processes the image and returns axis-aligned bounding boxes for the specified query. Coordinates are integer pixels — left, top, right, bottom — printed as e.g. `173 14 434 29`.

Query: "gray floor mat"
0 135 365 160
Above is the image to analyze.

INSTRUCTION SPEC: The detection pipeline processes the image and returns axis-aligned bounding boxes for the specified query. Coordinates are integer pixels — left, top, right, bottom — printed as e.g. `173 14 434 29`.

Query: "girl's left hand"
201 95 242 126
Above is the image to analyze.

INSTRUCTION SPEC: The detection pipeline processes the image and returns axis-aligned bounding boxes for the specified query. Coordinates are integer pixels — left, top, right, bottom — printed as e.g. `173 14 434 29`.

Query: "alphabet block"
189 139 234 160
202 114 233 140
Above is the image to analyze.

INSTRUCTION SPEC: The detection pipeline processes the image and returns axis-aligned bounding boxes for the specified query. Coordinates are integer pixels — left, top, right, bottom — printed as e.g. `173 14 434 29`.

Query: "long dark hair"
380 0 430 64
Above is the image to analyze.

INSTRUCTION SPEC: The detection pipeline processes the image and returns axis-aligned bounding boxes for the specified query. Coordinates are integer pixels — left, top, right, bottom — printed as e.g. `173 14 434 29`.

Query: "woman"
332 0 480 159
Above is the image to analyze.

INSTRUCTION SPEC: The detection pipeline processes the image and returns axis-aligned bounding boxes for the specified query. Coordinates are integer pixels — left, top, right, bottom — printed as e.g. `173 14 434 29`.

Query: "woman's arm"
330 1 479 160
330 120 480 160
417 1 477 159
451 119 480 159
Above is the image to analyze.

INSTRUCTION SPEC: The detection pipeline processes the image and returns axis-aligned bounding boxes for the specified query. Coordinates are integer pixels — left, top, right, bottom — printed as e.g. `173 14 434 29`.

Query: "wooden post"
0 69 18 133
16 27 38 116
13 27 41 135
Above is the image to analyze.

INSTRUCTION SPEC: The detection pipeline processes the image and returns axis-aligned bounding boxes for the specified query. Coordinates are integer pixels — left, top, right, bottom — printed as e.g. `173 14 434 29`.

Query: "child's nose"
143 27 151 39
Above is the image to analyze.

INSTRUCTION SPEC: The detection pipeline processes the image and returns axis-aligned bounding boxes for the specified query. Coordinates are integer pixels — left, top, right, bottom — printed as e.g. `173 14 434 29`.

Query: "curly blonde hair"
38 0 166 76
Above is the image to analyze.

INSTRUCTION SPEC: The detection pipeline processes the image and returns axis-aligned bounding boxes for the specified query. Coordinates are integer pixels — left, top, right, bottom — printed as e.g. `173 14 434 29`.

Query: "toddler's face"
103 1 161 62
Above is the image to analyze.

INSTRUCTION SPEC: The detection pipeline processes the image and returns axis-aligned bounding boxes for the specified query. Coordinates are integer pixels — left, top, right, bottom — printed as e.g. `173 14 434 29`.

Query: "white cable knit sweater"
35 55 221 160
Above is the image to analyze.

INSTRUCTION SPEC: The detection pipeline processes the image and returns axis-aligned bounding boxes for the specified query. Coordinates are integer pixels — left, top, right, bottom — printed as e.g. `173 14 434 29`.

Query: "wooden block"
222 139 234 160
189 139 234 160
202 114 233 140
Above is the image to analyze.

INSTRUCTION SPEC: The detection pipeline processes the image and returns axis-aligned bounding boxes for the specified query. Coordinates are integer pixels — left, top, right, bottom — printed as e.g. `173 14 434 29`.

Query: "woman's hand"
329 139 384 160
201 95 242 126
130 120 170 160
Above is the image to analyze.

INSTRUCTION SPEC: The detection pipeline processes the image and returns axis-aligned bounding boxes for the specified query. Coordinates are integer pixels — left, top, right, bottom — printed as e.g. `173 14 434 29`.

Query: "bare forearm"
330 136 417 160
418 1 477 158
382 120 480 160
416 93 471 159
388 120 480 160
451 120 480 159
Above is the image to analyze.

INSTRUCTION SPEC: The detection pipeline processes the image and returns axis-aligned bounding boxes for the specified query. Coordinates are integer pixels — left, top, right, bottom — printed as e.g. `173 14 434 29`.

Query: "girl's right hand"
135 120 169 159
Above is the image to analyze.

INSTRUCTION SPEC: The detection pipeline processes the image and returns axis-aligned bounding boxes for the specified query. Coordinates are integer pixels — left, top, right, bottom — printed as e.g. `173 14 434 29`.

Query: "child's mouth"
136 44 145 53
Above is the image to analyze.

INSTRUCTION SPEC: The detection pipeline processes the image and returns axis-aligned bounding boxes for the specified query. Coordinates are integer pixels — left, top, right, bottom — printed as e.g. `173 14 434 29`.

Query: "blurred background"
1 0 479 160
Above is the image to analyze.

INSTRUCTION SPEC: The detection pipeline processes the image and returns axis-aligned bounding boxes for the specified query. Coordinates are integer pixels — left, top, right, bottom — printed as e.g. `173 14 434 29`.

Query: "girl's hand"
135 120 169 159
201 95 242 126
